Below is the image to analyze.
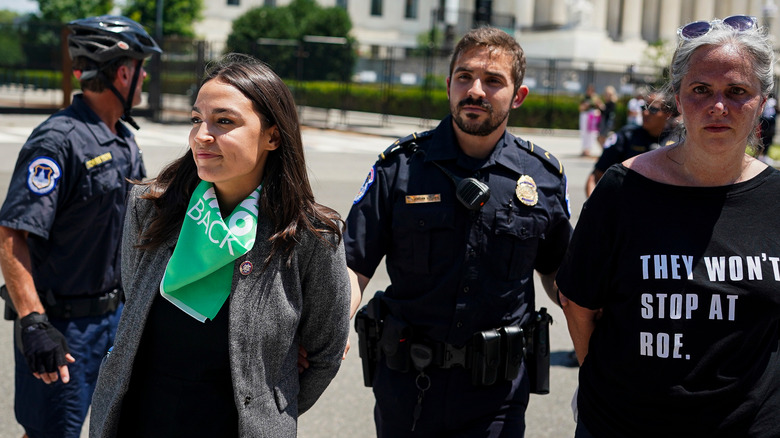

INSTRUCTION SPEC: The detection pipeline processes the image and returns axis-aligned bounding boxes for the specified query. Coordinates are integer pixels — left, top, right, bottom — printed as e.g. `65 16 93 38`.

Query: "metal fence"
0 20 666 126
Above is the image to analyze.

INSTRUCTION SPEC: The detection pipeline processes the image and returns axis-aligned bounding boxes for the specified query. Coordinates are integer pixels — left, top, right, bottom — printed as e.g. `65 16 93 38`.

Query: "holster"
354 290 385 387
525 307 553 395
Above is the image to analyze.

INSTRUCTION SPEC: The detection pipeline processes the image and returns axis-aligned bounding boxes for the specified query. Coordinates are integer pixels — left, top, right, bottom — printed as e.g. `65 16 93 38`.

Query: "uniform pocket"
79 166 123 200
491 210 544 280
391 203 455 275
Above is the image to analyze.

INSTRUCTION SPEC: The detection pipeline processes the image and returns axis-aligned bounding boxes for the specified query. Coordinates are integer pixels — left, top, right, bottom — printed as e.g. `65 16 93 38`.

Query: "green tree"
225 0 356 81
122 0 203 37
36 0 113 23
298 6 355 81
227 7 297 77
0 10 26 66
0 10 20 22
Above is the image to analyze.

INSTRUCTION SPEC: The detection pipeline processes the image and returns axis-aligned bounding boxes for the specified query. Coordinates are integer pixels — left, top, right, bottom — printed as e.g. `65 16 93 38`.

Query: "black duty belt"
355 288 552 392
400 325 526 386
432 341 469 369
43 288 122 319
1 285 122 320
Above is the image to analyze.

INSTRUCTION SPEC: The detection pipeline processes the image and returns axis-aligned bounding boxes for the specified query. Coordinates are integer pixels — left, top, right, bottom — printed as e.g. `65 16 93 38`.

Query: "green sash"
160 180 261 322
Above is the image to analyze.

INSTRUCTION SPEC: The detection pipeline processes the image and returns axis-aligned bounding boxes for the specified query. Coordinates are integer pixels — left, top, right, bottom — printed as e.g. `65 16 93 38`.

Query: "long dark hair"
137 53 342 264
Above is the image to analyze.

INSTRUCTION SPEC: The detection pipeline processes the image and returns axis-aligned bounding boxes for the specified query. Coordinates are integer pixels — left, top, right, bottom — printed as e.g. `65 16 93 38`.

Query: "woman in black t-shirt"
558 16 780 438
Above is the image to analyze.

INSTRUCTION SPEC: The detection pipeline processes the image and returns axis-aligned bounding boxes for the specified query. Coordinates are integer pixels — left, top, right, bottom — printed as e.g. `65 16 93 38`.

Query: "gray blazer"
90 185 350 437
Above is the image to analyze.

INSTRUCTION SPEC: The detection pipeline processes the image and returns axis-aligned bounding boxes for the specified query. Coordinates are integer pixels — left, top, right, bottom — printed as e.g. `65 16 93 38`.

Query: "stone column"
622 0 644 41
606 0 622 39
658 0 682 43
515 0 535 29
693 0 716 20
642 0 660 42
533 0 549 26
591 0 608 32
551 0 568 26
534 0 567 27
714 0 728 18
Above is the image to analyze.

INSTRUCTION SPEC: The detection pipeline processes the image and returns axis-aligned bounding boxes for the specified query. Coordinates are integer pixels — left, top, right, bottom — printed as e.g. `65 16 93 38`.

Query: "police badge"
516 175 538 206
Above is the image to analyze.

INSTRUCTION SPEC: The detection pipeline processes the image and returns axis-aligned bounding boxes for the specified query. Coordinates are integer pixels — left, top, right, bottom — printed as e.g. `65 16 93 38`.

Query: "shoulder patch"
515 138 564 175
353 165 375 204
27 156 62 195
379 130 433 161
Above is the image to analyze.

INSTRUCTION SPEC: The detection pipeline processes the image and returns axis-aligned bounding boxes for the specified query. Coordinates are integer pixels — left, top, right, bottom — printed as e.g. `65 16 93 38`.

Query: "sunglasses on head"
677 15 757 40
641 105 664 115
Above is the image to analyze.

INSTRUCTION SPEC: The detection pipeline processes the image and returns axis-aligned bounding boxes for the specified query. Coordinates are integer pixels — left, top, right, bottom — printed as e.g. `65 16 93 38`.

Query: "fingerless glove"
18 312 70 374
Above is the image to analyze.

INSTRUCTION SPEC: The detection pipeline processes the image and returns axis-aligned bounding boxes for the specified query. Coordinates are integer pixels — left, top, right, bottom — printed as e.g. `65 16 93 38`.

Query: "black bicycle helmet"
67 15 161 63
67 15 162 130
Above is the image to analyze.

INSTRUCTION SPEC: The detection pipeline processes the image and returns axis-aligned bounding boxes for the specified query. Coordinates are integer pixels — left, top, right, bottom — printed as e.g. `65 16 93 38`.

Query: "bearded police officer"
0 16 160 438
346 27 572 437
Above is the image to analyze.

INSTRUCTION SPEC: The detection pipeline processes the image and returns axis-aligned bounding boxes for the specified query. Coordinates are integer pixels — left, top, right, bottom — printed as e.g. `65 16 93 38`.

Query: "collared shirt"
0 94 146 297
345 116 572 346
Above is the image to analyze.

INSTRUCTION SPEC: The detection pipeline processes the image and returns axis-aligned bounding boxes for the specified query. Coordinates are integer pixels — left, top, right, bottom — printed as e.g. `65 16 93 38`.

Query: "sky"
0 0 37 14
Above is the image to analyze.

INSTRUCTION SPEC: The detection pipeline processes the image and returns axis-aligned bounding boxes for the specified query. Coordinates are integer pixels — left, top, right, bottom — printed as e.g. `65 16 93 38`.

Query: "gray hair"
663 21 774 151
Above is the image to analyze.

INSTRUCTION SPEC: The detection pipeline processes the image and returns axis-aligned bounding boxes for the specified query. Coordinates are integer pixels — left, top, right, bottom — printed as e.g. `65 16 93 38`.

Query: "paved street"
0 111 596 438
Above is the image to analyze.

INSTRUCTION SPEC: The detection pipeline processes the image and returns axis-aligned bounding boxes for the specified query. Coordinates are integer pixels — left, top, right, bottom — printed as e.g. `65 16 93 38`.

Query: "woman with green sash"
89 53 351 437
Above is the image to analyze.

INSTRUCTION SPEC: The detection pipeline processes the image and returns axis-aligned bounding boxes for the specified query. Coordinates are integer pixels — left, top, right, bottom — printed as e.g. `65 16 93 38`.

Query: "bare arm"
348 268 371 318
538 270 560 306
559 291 601 366
0 226 43 317
585 169 604 197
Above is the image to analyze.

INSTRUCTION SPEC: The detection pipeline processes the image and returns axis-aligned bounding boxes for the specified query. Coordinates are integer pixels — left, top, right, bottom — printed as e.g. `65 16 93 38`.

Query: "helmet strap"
101 59 143 130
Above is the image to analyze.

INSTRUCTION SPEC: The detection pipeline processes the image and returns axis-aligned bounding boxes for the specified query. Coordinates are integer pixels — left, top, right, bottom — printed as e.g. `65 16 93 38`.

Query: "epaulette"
379 130 434 161
515 138 564 175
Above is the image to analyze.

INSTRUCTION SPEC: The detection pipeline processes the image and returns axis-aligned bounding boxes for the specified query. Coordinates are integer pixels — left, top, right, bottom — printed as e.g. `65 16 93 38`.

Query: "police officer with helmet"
346 27 572 437
0 15 160 438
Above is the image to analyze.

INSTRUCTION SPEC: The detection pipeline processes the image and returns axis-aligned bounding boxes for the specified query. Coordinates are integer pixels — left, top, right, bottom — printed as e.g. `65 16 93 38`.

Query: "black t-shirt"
557 165 780 437
118 293 237 437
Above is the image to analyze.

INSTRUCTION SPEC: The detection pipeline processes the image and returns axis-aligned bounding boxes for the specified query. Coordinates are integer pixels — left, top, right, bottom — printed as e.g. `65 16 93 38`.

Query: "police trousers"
372 357 530 438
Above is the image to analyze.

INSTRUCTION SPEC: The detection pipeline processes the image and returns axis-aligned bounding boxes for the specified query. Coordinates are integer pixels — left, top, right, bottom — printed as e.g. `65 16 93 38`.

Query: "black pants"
373 361 530 437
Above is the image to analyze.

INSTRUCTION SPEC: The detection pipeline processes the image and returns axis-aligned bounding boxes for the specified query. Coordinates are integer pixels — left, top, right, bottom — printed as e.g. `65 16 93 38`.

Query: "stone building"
196 0 779 62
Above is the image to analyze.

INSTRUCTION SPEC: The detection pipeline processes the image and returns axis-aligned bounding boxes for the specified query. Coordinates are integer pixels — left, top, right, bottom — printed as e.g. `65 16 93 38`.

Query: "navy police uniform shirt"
594 124 666 173
345 115 572 346
0 94 146 297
